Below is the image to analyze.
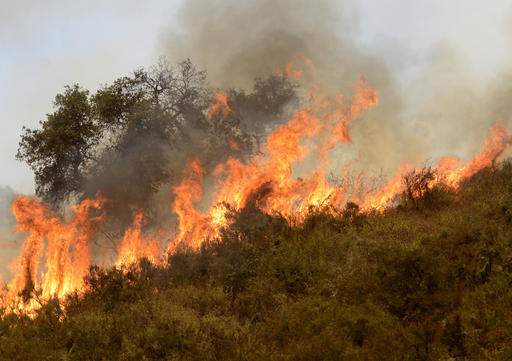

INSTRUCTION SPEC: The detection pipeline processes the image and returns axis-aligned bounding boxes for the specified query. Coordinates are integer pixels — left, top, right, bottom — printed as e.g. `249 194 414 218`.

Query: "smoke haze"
3 0 512 191
2 0 512 302
163 0 512 174
0 187 20 279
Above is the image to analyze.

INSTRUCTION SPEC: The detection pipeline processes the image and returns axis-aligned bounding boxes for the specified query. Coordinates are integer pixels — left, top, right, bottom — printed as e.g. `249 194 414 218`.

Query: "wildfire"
169 76 380 243
115 210 160 267
2 197 104 313
2 64 512 315
439 123 512 187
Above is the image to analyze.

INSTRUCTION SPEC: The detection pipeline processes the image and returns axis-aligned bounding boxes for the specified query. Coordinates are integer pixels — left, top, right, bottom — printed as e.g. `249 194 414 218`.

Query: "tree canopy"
17 59 298 223
17 85 97 205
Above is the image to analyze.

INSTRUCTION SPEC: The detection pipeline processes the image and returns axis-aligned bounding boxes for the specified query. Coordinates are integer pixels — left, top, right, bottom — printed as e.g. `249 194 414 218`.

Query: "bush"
2 163 512 360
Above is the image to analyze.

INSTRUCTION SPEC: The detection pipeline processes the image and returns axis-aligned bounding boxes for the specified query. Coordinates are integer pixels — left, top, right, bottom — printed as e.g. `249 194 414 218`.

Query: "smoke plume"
163 0 421 176
163 0 512 173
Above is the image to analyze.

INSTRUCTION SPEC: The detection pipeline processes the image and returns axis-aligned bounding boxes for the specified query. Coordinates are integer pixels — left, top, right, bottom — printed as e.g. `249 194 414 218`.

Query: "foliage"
2 163 512 360
17 59 298 222
16 85 97 205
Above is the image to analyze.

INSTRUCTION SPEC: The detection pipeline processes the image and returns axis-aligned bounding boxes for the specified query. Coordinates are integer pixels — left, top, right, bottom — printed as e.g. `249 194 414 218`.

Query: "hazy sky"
1 0 511 193
0 0 180 193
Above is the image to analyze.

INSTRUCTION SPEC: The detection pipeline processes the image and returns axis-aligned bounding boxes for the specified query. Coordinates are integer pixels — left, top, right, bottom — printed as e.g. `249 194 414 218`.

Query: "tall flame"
115 210 160 267
169 77 380 247
170 159 214 251
3 197 104 312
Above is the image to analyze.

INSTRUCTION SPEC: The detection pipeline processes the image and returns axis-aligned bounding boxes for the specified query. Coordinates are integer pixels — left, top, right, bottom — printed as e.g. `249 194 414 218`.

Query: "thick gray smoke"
163 0 422 176
165 0 365 90
163 0 512 175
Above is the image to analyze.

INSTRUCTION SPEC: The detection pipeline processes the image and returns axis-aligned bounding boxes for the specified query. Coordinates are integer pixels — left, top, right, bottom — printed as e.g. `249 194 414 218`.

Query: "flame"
360 164 414 211
170 160 214 250
283 54 315 81
3 61 512 315
439 123 512 187
168 76 380 246
360 122 512 210
115 210 160 267
285 62 304 80
2 197 104 312
208 92 232 118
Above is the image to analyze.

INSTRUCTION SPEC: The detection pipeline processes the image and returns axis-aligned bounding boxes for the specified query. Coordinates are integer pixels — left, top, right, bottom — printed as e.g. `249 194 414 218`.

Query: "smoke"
162 0 512 176
163 0 397 95
0 186 21 281
163 0 422 176
402 40 512 165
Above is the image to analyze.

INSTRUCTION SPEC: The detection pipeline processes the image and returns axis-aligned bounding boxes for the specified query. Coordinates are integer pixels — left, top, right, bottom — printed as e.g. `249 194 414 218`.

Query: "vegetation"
16 59 297 225
2 162 512 360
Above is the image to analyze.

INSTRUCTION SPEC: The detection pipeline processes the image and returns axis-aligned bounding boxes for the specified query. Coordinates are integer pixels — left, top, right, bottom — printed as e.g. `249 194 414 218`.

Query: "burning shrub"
401 166 437 210
2 164 512 359
400 166 453 210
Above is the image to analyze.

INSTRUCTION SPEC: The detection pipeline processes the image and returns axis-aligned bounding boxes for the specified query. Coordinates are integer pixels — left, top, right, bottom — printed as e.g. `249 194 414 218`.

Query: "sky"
1 0 511 194
355 0 512 80
0 0 181 193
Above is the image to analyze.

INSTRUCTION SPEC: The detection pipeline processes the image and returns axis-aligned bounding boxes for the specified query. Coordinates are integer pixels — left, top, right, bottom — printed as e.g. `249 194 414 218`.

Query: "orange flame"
3 61 512 315
360 164 414 211
168 77 380 247
115 210 160 267
360 122 512 211
170 160 214 250
439 123 512 187
2 196 104 312
285 62 304 80
208 92 232 118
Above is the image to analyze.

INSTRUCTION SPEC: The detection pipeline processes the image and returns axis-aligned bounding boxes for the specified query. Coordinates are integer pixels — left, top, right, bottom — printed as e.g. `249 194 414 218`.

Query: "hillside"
1 163 511 361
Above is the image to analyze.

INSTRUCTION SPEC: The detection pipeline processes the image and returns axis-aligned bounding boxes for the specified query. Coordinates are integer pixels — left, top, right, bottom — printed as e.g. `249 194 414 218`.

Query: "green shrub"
2 163 512 360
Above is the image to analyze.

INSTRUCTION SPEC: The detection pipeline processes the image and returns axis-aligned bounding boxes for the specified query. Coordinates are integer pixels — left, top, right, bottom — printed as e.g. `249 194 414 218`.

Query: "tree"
85 59 210 224
16 59 298 228
17 85 97 206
